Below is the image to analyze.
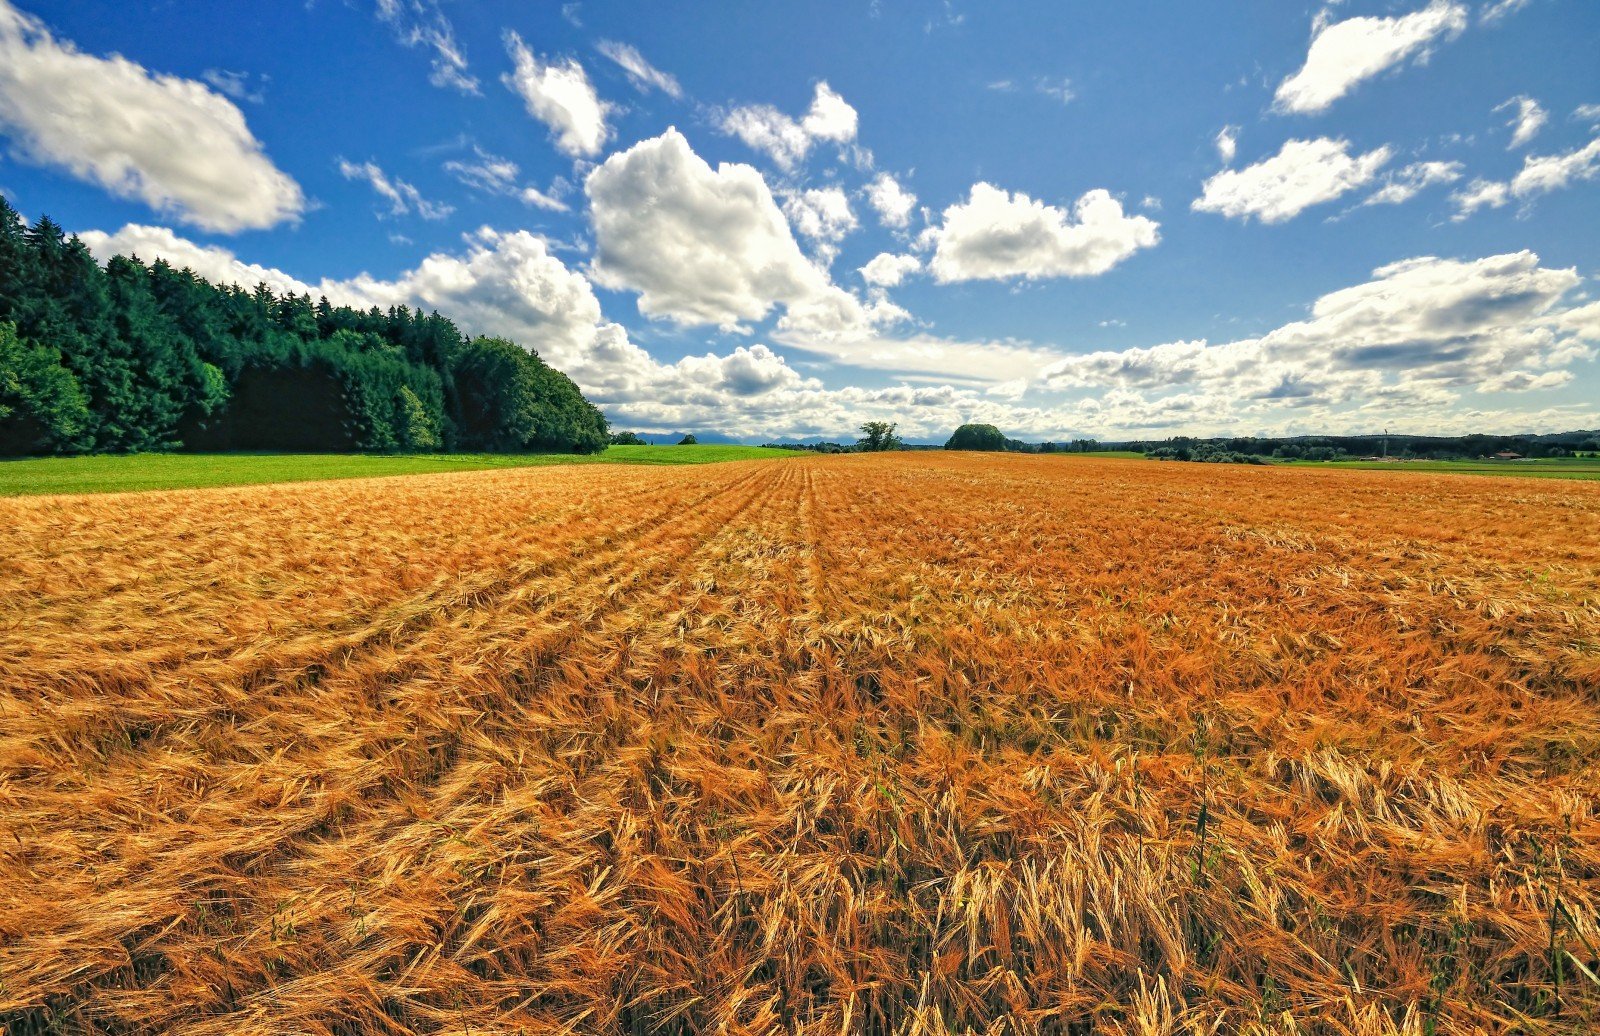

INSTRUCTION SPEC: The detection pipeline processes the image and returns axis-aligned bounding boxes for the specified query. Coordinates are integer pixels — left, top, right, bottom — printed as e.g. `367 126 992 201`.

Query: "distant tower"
1382 428 1389 460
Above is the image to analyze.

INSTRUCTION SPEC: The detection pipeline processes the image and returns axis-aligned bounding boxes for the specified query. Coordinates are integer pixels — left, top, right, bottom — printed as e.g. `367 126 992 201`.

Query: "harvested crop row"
1 454 1597 1035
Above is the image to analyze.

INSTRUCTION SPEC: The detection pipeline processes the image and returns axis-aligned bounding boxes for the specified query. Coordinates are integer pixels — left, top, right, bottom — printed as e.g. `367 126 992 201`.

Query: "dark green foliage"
610 430 648 446
0 322 93 454
1124 432 1600 461
1146 444 1266 464
451 336 608 454
0 198 607 456
856 421 901 452
678 434 698 446
944 423 1008 451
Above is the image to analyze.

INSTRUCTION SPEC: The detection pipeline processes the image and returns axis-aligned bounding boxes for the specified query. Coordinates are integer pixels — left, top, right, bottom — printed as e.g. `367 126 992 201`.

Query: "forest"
0 200 609 457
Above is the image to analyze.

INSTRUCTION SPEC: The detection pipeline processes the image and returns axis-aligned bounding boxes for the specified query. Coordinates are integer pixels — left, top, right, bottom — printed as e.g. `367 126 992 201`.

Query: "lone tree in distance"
856 421 902 452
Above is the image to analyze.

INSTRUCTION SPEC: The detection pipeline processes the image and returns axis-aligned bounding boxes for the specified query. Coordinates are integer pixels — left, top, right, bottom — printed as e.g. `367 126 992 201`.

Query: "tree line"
0 199 609 457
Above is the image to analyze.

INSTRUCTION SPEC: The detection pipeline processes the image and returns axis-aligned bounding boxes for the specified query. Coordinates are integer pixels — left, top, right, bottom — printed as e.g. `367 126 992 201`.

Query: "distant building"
1492 451 1523 460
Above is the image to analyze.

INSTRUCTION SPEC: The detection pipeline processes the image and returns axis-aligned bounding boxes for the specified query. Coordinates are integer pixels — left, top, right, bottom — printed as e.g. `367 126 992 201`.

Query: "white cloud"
864 172 917 229
1193 137 1391 223
1451 178 1510 216
374 0 477 93
926 183 1159 283
1215 126 1238 165
781 186 857 264
1274 1 1467 114
1574 103 1600 126
338 159 453 221
77 224 317 296
503 32 613 158
1480 0 1532 24
442 148 519 194
1453 136 1600 217
802 82 859 142
586 128 887 338
0 1 303 233
75 225 1600 442
1510 136 1600 196
718 82 859 169
443 146 571 212
596 40 682 99
1496 95 1548 148
1039 251 1593 407
860 252 922 287
519 185 571 213
1362 160 1463 205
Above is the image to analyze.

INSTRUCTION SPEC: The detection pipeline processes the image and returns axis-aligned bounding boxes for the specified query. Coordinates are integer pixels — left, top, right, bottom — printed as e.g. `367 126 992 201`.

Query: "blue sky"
1 0 1597 440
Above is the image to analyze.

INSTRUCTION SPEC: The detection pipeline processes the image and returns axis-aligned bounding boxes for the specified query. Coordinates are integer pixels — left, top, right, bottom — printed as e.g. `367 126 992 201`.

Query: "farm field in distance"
1 453 1597 1034
0 444 788 497
1278 456 1600 480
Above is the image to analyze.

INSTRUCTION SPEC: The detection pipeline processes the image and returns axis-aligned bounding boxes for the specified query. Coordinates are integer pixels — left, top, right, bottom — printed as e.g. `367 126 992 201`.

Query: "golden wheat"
1 454 1597 1035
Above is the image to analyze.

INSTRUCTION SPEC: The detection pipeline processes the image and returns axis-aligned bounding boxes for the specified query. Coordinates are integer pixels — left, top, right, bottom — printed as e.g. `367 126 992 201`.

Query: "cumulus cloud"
1193 137 1391 223
596 40 681 98
1453 136 1600 217
585 128 888 337
75 225 1600 442
0 1 304 232
1040 251 1594 408
1362 160 1463 205
864 172 917 229
1274 1 1467 114
1496 95 1548 148
860 252 922 287
338 159 453 220
925 184 1159 283
718 82 859 169
374 0 477 93
781 186 857 262
503 32 612 158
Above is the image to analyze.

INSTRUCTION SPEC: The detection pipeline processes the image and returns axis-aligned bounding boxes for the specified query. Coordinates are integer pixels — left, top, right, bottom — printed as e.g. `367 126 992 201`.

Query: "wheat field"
1 453 1597 1035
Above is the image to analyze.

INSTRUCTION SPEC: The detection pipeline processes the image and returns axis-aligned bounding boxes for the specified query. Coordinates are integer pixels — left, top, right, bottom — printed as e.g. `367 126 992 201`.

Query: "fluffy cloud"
860 252 922 287
1040 252 1594 408
1193 138 1391 223
924 184 1159 283
1362 160 1463 205
503 32 612 158
596 40 681 99
585 128 888 337
1497 95 1548 148
374 0 477 93
1453 136 1600 217
74 226 1600 442
781 186 857 262
0 1 303 232
718 82 859 169
865 172 917 229
338 159 453 220
77 224 317 296
1274 1 1467 114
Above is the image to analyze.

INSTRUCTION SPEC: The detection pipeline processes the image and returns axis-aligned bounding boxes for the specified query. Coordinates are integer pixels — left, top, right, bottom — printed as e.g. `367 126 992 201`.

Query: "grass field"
1 454 1597 1034
0 444 789 496
1281 456 1600 480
